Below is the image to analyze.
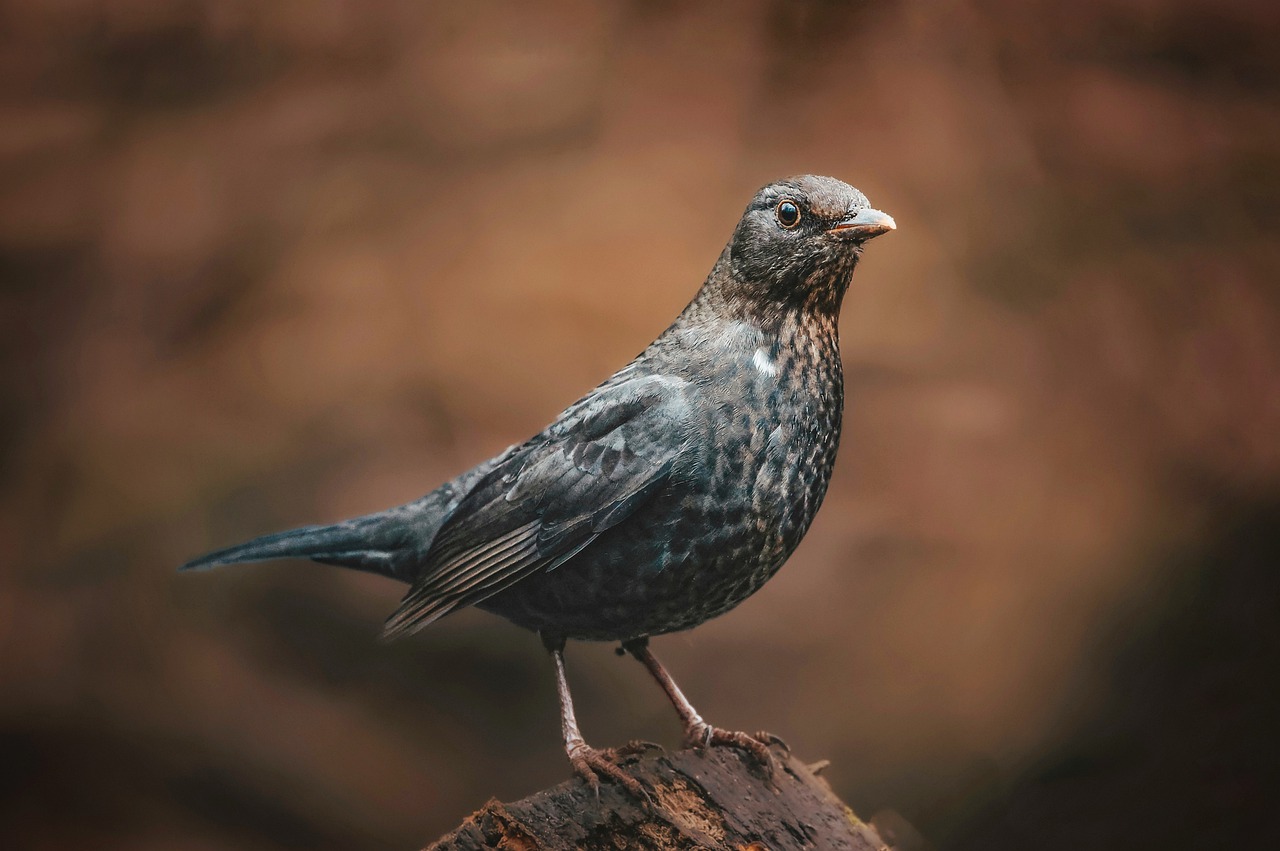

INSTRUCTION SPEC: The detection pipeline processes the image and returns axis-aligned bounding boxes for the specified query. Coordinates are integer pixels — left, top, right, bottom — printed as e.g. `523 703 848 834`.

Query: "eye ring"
776 199 801 229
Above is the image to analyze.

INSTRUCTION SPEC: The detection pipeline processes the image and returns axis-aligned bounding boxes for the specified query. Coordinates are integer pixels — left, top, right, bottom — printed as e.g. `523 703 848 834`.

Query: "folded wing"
382 373 693 637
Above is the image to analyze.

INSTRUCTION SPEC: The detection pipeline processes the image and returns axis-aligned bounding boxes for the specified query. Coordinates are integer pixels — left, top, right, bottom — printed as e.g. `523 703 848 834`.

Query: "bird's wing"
382 373 693 638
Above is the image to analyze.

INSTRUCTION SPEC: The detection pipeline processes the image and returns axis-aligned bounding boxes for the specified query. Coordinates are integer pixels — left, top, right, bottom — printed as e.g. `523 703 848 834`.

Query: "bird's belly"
478 431 834 641
478 519 779 640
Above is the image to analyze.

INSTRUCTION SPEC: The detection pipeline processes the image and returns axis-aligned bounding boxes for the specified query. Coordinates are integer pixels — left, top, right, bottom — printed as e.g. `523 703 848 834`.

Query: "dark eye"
776 199 801 228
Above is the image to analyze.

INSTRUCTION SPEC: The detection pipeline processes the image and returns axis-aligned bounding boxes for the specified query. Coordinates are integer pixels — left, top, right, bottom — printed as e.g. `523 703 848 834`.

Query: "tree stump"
427 743 892 850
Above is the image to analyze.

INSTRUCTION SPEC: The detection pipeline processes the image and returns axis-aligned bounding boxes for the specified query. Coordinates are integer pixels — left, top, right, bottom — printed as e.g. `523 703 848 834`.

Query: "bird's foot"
567 741 648 798
684 723 782 769
752 730 791 753
617 739 665 756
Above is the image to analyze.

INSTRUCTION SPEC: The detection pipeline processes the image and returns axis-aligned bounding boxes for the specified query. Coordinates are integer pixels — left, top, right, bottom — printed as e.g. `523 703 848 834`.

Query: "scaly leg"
622 636 785 766
545 635 647 796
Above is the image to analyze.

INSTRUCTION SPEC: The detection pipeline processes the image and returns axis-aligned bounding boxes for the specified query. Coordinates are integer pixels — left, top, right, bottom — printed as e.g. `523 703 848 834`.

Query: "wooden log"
427 744 892 850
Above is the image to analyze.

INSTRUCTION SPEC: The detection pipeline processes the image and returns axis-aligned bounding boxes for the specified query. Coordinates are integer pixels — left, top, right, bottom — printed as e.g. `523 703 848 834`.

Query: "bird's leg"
545 636 646 797
622 637 785 766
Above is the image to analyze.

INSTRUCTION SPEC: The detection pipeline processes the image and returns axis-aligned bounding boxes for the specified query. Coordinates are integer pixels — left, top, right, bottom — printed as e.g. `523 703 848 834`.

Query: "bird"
181 174 895 794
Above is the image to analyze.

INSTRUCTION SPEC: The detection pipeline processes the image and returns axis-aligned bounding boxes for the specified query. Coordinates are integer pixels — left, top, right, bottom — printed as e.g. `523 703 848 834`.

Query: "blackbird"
182 175 895 793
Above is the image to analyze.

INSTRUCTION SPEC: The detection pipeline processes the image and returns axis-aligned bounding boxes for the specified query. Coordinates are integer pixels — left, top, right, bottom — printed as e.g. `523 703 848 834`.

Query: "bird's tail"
180 452 508 589
178 512 415 581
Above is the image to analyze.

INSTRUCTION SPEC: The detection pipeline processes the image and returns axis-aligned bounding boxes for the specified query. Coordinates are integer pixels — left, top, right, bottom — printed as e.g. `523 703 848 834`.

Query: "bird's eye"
776 200 801 229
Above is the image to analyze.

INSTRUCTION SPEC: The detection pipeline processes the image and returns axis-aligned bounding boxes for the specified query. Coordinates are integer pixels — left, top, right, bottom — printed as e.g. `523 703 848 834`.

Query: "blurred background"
1 1 1277 848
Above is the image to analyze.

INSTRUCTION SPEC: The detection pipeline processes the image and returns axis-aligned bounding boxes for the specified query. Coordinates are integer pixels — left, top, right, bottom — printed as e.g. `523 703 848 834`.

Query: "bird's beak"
827 207 896 240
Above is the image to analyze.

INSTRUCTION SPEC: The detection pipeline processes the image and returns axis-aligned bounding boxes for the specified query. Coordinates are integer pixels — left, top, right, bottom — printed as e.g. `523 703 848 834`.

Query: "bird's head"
722 175 894 315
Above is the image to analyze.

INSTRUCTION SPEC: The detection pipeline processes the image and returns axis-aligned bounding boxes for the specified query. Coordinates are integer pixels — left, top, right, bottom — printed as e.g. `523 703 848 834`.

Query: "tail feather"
179 514 407 579
179 449 516 614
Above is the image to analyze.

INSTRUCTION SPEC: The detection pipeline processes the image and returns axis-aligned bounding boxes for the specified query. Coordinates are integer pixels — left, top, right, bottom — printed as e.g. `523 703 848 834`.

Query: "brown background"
2 1 1278 848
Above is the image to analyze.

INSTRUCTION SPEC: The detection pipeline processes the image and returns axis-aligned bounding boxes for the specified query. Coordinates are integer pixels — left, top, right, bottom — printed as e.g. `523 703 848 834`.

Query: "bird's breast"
694 319 844 564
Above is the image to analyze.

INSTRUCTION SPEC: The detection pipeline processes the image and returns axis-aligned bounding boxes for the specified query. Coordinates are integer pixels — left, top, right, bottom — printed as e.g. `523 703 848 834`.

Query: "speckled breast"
479 313 845 642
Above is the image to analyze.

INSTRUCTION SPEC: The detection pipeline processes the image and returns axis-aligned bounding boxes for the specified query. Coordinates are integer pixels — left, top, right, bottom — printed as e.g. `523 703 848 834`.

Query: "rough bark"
427 744 892 850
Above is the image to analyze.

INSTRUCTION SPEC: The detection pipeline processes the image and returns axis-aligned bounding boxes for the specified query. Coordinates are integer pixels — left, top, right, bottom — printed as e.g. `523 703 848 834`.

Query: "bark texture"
428 744 891 850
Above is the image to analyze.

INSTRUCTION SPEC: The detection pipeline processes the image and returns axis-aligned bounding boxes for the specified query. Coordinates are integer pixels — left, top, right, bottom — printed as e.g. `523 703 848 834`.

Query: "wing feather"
382 374 692 638
384 522 541 633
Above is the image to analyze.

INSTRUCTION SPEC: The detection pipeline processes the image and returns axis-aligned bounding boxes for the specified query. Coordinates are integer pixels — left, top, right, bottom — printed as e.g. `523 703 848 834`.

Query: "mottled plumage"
182 175 895 792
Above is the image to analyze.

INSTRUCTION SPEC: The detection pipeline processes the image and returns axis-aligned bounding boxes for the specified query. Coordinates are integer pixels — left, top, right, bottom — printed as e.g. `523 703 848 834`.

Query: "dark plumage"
182 175 895 792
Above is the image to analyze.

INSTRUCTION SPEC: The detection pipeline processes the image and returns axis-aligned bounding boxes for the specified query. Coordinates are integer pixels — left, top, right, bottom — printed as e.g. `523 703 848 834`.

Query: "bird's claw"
616 739 664 756
753 730 791 753
567 743 647 799
684 724 780 771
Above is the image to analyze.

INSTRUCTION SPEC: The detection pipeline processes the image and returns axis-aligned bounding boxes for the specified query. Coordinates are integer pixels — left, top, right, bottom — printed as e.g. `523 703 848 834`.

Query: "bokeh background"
2 1 1278 848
